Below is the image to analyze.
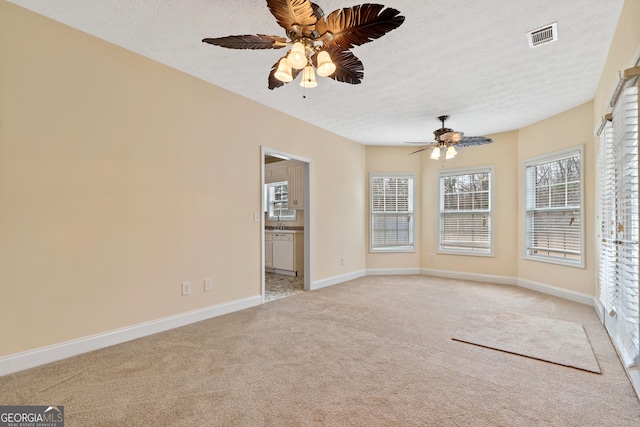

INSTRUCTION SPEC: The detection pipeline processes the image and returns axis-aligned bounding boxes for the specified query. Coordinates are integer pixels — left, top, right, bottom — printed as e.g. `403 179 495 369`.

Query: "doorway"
261 147 312 302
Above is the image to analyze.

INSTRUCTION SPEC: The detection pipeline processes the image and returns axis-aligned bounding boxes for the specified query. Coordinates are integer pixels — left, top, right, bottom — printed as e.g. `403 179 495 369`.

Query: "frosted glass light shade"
316 51 336 77
274 58 293 82
445 146 457 159
287 42 307 69
300 65 317 88
450 132 464 143
430 147 441 160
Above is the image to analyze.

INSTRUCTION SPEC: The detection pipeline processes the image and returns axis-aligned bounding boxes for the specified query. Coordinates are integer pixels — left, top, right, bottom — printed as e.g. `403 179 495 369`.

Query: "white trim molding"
593 296 606 324
522 145 585 269
421 268 595 306
0 295 262 377
312 270 366 290
437 165 495 257
2 270 599 377
367 268 421 276
420 268 517 286
515 278 595 306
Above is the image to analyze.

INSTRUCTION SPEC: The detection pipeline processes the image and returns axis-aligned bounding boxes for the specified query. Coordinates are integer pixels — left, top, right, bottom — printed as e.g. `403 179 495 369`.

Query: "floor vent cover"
527 22 558 48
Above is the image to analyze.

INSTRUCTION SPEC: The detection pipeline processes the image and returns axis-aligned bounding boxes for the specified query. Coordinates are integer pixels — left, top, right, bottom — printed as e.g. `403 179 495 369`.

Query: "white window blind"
370 174 415 252
438 167 493 255
524 147 583 266
267 181 296 220
599 121 617 312
598 84 639 371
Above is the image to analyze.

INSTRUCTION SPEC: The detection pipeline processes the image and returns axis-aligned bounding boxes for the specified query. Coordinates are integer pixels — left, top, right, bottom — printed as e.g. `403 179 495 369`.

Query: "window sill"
438 250 494 258
523 255 584 269
370 248 416 253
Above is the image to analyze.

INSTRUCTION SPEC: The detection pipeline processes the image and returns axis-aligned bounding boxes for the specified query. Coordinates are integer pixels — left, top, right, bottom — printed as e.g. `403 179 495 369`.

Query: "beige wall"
366 105 593 293
365 146 422 270
0 2 366 357
593 0 640 122
421 131 519 278
3 0 639 360
517 102 595 294
366 104 594 293
365 131 519 278
366 0 640 292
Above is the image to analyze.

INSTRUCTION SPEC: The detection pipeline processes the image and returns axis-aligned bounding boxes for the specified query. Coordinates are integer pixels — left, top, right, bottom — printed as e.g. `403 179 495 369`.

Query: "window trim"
266 181 297 221
523 145 585 268
437 165 495 257
369 172 416 253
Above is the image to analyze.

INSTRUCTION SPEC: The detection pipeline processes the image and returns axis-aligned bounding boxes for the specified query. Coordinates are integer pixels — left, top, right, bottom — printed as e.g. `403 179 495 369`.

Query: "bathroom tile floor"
265 272 304 302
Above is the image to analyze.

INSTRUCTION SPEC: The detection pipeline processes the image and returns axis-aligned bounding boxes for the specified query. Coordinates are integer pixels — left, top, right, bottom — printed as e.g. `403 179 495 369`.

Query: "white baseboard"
420 268 596 306
1 270 600 377
0 295 262 377
516 278 596 306
420 268 517 286
594 298 606 324
309 268 598 309
367 268 421 276
311 269 366 290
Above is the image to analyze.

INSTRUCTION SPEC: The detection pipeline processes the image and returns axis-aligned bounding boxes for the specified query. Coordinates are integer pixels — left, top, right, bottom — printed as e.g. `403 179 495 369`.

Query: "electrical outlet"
430 254 436 261
181 282 191 296
204 279 212 292
341 257 345 265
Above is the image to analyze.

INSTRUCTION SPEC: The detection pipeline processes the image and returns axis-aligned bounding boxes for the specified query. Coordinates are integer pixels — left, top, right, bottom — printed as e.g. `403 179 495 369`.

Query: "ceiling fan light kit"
202 1 405 90
203 2 491 159
300 65 318 88
286 41 308 69
274 58 294 82
316 50 337 77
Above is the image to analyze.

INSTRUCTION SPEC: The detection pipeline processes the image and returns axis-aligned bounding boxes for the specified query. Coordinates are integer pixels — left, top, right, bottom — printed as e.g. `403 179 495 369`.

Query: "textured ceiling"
8 0 625 145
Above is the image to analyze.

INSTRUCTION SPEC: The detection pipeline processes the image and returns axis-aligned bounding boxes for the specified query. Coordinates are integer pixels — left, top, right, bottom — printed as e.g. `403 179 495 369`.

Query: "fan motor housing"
434 127 454 140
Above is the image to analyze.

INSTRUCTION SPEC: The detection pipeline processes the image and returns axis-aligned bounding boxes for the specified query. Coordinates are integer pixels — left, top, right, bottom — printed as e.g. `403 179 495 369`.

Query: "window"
370 173 415 252
524 146 583 267
267 181 296 221
438 167 493 255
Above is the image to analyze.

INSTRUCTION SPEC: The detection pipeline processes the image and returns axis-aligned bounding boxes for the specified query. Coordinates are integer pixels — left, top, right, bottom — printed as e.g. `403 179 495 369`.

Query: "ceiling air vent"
527 22 558 48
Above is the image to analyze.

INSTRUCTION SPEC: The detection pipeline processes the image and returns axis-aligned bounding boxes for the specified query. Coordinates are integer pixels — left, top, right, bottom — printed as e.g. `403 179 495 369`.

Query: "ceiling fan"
407 116 493 160
202 0 404 90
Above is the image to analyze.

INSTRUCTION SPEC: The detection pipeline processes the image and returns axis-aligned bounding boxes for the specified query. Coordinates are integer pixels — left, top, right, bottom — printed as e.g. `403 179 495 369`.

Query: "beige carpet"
1 275 639 426
452 310 601 373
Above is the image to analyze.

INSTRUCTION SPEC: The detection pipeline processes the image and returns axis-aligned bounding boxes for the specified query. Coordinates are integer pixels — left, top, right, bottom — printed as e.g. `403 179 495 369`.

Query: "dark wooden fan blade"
409 146 433 155
312 47 364 84
311 2 324 20
456 136 493 147
202 34 287 50
407 137 491 152
268 56 303 90
315 4 405 50
267 0 318 36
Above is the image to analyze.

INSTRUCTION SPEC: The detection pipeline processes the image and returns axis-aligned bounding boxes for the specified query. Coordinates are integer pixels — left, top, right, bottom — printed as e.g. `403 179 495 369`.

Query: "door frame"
261 147 312 302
